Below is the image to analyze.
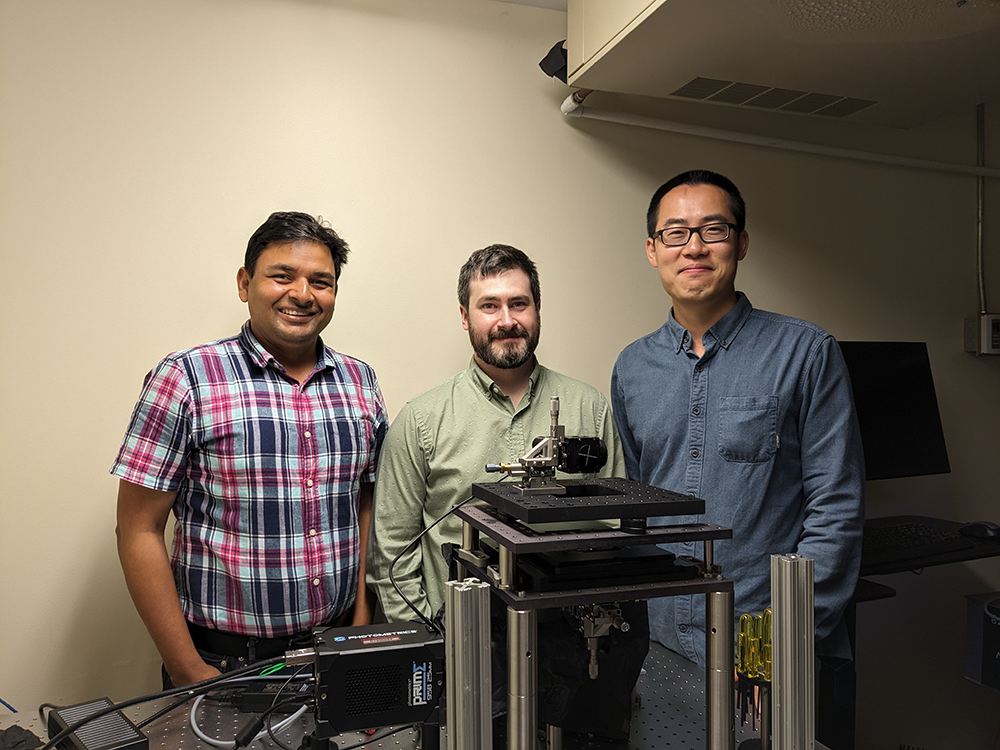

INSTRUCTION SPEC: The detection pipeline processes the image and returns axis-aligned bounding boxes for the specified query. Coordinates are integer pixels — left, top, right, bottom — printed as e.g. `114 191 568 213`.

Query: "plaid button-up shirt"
112 322 388 637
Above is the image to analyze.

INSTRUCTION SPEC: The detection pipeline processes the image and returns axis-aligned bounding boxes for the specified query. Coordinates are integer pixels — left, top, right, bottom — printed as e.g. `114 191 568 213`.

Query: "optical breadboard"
471 477 705 523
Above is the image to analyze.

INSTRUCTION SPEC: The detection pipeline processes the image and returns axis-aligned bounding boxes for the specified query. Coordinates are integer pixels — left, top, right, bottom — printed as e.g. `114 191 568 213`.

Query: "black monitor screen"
837 341 951 481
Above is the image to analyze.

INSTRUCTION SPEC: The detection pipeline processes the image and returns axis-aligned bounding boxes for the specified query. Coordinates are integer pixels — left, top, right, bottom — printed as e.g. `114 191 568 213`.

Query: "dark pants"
161 645 247 691
161 616 347 690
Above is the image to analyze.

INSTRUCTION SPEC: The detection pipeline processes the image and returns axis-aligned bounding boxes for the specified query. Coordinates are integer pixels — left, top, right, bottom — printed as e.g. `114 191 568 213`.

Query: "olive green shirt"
368 359 626 623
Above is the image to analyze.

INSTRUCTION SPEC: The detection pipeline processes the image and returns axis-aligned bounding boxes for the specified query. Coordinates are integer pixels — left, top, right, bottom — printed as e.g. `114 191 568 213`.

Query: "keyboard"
861 518 976 571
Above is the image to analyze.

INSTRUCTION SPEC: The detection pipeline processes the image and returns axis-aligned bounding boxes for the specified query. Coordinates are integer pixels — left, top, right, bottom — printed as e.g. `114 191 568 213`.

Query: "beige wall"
1 0 998 746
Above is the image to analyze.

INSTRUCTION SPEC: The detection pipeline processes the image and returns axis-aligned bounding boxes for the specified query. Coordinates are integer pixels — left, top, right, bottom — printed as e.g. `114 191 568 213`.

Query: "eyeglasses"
651 222 738 247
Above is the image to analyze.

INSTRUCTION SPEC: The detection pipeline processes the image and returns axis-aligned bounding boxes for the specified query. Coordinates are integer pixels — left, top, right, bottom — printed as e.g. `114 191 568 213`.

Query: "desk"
1 643 830 750
0 697 390 750
860 515 1000 578
816 577 896 750
821 515 1000 750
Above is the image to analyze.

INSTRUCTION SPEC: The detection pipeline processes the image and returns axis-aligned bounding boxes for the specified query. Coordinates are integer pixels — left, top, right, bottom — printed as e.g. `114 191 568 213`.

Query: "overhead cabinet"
566 0 1000 129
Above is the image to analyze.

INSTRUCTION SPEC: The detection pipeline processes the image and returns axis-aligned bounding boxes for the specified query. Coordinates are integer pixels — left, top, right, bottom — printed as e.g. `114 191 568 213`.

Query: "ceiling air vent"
781 92 842 113
745 88 808 109
709 82 771 105
814 97 879 118
669 77 877 119
669 77 730 100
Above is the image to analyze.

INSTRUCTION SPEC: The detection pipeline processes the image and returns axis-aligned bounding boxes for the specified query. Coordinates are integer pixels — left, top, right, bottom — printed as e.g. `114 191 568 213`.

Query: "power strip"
47 697 148 750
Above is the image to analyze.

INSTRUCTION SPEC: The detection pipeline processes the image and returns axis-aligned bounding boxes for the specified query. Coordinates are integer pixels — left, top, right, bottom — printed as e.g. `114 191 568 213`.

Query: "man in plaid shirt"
112 212 387 688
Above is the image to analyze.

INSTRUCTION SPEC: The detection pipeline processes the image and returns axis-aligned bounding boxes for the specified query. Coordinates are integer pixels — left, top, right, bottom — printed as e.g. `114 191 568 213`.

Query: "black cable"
135 681 258 730
233 696 308 749
387 495 476 634
36 702 59 723
265 723 298 750
263 698 312 750
135 693 197 729
264 665 310 750
37 656 286 750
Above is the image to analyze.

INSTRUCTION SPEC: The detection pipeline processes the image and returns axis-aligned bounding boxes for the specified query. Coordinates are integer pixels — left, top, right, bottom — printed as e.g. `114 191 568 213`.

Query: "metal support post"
546 724 563 750
462 521 478 553
771 554 815 750
507 607 538 750
706 589 735 750
499 545 516 590
445 579 493 750
760 684 771 750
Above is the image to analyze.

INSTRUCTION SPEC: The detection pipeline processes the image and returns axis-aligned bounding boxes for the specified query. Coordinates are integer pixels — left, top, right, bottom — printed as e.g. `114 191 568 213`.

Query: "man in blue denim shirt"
611 170 864 667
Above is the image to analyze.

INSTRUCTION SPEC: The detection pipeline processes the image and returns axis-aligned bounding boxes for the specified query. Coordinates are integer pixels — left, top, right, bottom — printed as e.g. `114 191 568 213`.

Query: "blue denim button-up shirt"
611 293 864 666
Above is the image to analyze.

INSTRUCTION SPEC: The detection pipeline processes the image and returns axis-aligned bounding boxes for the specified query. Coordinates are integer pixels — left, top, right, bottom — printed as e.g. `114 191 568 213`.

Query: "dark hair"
457 244 541 309
244 212 350 279
646 170 746 238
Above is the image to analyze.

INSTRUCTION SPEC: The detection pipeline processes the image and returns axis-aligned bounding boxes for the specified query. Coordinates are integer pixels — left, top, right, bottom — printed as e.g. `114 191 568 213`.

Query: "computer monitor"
837 341 951 481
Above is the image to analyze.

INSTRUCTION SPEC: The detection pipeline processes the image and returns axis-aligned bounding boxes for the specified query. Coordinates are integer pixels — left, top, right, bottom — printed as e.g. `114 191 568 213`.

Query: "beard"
470 322 540 369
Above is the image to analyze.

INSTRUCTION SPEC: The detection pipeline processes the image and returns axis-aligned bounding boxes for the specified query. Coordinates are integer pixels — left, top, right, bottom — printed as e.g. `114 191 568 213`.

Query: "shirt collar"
665 292 753 353
238 320 334 373
467 357 541 402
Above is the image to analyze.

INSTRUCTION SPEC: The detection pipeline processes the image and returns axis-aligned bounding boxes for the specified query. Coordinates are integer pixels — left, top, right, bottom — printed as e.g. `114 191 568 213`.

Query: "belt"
187 622 314 661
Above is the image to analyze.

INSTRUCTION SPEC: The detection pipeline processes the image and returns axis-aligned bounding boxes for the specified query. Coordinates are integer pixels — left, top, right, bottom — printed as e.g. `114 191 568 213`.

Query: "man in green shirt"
368 244 626 624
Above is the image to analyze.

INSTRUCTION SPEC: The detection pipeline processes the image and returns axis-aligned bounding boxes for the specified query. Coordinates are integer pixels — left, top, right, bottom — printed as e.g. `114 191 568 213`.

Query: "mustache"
488 326 528 342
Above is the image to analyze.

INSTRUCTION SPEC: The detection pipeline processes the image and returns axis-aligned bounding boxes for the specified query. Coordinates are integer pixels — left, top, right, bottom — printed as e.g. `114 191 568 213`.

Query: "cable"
140 678 287 732
37 703 58 723
265 665 310 750
37 656 286 750
266 721 298 750
232 697 310 749
387 473 513 633
189 694 308 748
186 669 312 749
51 678 272 731
388 495 476 634
135 694 197 729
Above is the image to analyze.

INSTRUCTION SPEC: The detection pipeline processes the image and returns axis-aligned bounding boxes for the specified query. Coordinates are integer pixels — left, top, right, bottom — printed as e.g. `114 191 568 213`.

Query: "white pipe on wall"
561 95 1000 180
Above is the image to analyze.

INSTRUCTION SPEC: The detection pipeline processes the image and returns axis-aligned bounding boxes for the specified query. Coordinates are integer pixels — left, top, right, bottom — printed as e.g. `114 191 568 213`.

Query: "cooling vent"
344 663 402 716
670 77 877 118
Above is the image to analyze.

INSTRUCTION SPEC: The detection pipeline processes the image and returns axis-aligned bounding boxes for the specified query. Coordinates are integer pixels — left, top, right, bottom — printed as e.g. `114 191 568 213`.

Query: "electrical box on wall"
964 314 1000 356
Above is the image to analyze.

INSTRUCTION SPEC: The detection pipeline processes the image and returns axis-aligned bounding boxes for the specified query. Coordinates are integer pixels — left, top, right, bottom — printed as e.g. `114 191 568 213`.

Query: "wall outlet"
965 314 1000 355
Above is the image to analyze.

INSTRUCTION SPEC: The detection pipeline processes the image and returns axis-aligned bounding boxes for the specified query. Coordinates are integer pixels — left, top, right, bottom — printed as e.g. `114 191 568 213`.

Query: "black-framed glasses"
651 222 737 247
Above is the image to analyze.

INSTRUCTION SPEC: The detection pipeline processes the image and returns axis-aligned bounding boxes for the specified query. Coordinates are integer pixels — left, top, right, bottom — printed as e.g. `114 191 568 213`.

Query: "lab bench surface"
2 643 800 749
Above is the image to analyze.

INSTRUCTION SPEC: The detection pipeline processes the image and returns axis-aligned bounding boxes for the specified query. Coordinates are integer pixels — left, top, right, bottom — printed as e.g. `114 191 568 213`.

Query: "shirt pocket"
718 396 778 463
322 416 370 481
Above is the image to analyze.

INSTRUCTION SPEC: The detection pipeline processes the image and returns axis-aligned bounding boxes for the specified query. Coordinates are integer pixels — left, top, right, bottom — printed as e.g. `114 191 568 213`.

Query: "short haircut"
646 170 746 238
457 244 541 310
244 212 350 279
